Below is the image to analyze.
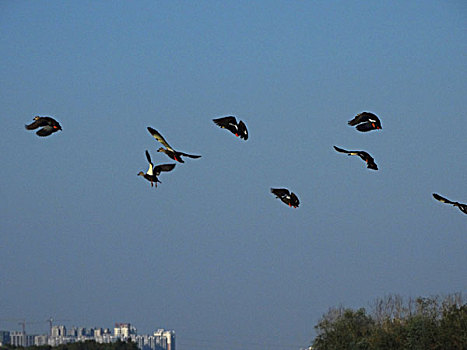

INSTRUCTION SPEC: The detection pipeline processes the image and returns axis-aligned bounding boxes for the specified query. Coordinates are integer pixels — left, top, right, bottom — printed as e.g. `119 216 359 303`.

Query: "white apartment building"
114 323 137 338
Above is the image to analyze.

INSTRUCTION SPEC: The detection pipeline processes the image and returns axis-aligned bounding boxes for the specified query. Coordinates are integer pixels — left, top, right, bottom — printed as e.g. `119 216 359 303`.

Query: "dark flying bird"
270 188 300 208
137 150 176 187
212 116 248 140
348 112 382 132
147 127 201 163
432 193 467 215
25 116 62 137
333 146 378 170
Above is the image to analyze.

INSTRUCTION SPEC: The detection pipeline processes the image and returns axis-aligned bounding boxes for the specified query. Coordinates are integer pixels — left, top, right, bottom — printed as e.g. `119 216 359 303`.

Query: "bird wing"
355 122 376 132
147 127 174 151
238 120 248 140
290 193 300 207
333 146 351 154
433 193 467 214
177 152 201 159
35 126 54 137
145 150 153 165
213 116 237 128
271 188 290 198
145 150 154 175
432 193 455 205
347 114 363 126
25 117 48 130
154 163 176 175
458 204 467 215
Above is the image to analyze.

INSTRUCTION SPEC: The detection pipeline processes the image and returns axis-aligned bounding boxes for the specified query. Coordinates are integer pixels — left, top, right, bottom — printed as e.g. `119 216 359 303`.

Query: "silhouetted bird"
147 127 201 163
212 116 248 140
138 150 176 188
25 116 62 137
432 193 467 215
270 188 300 208
348 112 382 132
333 146 378 170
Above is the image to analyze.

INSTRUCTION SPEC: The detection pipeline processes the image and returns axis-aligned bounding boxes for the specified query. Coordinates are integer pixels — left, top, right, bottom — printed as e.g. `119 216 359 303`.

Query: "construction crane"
1 318 69 335
16 320 43 334
18 320 26 333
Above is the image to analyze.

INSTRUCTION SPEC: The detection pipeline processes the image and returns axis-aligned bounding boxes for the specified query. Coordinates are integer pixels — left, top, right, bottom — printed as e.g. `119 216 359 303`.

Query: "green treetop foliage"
311 293 466 350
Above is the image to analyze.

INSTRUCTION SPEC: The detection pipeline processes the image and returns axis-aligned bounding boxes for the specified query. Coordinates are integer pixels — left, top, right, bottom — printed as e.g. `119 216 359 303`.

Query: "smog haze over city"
1 1 466 349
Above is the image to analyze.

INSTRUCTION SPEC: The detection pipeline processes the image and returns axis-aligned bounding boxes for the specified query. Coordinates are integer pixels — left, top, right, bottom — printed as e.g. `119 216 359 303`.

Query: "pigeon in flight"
25 116 62 137
348 112 382 132
213 116 248 140
147 127 201 163
271 188 300 208
138 150 176 188
333 146 378 170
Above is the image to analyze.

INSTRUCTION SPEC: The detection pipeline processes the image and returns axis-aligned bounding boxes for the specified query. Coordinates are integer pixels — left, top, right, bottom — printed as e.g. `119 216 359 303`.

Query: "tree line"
0 340 138 350
311 293 466 349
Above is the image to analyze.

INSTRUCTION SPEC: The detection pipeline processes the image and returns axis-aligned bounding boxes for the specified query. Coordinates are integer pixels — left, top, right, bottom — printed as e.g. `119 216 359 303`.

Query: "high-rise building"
68 326 78 337
10 331 34 347
34 334 48 346
153 329 175 350
114 323 137 339
0 330 10 346
51 325 66 337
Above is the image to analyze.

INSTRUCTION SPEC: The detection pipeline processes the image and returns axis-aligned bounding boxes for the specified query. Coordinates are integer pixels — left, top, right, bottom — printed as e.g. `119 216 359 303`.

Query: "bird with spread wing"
138 150 176 188
270 188 300 208
147 127 201 163
212 116 248 140
333 146 378 170
348 112 382 132
25 116 62 137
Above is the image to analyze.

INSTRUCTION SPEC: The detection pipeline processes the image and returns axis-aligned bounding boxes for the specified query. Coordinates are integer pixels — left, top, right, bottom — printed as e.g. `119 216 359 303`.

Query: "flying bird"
348 112 382 132
25 116 62 137
137 150 176 187
147 127 201 163
432 193 467 215
333 146 378 170
212 116 248 140
270 188 300 208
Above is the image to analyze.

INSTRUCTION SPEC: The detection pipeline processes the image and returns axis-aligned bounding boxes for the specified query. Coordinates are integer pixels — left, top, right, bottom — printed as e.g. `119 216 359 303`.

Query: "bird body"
25 116 62 137
213 116 248 140
333 146 378 170
432 193 467 215
147 127 201 163
138 150 176 187
348 112 382 132
271 188 300 208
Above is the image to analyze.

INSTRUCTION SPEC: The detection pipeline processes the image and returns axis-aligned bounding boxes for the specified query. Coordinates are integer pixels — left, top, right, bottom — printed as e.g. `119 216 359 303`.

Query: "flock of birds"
25 113 466 214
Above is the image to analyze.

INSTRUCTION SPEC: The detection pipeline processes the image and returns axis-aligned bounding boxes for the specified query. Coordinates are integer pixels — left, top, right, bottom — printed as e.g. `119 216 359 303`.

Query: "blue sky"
1 1 466 349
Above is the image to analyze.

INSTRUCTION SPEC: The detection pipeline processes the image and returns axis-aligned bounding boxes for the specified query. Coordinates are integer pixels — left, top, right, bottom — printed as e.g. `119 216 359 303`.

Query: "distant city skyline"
0 321 174 350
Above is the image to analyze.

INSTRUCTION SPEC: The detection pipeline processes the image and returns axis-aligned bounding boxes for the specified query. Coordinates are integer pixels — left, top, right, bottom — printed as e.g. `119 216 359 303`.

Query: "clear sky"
1 1 466 349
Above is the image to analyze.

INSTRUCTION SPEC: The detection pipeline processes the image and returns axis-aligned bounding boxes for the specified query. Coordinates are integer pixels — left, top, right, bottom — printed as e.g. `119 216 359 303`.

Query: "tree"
310 293 466 350
313 307 374 350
